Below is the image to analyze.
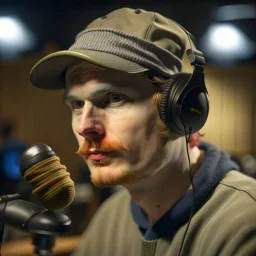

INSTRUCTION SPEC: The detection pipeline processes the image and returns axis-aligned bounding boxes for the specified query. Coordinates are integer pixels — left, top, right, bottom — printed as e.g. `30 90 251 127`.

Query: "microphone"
0 197 71 235
19 143 75 210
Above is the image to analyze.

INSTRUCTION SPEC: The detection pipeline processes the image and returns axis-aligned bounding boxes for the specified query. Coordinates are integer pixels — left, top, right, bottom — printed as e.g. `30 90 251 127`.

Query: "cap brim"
30 49 149 89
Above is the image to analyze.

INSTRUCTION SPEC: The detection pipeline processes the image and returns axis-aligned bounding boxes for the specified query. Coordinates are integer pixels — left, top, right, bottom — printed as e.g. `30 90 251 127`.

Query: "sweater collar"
131 142 239 240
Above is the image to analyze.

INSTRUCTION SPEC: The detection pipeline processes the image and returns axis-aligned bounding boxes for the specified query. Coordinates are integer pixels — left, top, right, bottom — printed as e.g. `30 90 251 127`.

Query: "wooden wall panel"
221 75 238 153
0 56 84 180
202 72 223 149
235 75 253 156
199 65 255 156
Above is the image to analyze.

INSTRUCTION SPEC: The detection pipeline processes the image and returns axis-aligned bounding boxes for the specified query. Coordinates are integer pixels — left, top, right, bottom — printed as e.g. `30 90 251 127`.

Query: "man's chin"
90 168 138 188
90 158 112 167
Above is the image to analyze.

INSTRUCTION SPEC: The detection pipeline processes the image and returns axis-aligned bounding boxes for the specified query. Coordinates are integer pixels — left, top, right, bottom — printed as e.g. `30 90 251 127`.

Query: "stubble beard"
86 156 141 188
87 138 169 188
78 140 139 187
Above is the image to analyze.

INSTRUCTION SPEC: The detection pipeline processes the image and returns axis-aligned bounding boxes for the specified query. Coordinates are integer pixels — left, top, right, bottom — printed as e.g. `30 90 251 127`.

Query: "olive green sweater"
72 171 256 256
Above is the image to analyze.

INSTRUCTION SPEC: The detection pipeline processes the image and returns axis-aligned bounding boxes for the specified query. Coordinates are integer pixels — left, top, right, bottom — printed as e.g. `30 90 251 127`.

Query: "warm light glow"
199 24 255 64
0 16 36 59
208 25 241 51
0 17 21 41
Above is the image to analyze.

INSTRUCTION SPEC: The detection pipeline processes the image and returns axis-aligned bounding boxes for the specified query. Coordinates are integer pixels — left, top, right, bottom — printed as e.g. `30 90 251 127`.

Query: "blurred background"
0 0 255 255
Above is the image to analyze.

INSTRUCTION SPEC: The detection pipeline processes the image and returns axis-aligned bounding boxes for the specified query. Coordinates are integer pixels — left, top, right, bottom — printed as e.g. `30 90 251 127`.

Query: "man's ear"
188 132 200 148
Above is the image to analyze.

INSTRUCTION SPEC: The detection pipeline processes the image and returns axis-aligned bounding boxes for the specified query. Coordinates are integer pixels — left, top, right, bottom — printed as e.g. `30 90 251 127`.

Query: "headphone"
159 27 209 135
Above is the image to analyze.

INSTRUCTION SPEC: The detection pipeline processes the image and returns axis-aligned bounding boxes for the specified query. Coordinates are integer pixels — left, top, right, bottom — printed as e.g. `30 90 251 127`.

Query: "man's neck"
125 146 204 225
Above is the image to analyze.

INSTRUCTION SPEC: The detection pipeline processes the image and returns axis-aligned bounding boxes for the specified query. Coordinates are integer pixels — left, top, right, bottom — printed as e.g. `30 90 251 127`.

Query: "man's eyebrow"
89 87 115 98
63 93 79 103
63 91 78 103
63 86 116 103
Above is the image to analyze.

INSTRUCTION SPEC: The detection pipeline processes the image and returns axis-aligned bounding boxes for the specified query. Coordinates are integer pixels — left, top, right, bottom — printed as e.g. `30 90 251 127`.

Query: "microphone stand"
33 234 55 256
0 194 71 256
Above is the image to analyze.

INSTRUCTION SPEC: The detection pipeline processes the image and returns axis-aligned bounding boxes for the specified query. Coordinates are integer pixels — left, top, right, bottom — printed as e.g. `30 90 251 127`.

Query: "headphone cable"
178 127 196 256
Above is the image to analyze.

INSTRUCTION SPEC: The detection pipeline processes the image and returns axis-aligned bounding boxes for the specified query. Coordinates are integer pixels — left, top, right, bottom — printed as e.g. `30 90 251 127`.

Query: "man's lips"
86 151 113 161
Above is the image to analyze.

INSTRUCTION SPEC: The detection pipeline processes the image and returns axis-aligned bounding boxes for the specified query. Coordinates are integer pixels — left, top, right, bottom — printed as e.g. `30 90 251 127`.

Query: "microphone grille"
24 155 75 210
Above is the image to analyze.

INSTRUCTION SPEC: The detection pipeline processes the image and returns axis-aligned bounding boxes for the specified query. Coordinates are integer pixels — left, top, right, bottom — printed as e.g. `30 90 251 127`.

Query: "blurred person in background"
30 7 256 256
0 117 29 196
241 154 256 178
0 117 33 241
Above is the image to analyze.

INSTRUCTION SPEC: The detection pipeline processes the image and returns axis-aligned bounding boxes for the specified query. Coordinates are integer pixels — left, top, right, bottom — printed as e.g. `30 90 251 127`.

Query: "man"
30 7 256 256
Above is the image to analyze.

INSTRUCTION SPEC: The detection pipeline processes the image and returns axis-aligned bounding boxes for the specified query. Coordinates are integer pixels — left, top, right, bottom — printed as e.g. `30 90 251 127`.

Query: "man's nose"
76 102 105 141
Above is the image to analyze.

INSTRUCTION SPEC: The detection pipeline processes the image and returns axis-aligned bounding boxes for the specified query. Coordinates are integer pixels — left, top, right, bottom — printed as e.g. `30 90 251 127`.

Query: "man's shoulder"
192 171 256 255
195 170 256 231
198 170 256 228
219 170 256 202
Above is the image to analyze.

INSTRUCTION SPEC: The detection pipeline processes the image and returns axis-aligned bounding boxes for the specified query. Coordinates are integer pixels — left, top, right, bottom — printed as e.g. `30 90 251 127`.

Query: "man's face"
65 63 170 187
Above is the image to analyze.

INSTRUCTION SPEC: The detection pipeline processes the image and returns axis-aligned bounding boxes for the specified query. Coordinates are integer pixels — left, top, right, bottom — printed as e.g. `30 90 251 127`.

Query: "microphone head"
20 143 75 210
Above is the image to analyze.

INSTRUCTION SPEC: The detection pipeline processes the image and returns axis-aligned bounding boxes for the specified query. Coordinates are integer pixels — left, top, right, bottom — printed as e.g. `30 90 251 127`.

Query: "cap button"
135 9 141 14
101 15 107 19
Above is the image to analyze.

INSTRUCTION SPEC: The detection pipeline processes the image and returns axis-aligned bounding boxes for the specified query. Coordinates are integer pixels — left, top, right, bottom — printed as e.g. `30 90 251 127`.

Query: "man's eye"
108 93 125 103
71 100 84 109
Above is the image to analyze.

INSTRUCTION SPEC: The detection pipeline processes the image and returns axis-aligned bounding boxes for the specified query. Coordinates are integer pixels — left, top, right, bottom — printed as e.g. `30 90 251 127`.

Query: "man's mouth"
87 151 113 161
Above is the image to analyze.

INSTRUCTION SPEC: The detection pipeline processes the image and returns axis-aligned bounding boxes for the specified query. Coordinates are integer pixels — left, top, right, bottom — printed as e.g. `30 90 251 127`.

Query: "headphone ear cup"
159 73 192 133
179 85 209 133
